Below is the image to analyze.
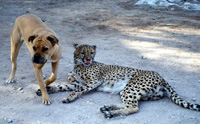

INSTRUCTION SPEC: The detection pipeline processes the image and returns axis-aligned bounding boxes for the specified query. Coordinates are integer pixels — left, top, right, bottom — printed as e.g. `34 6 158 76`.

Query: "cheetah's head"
73 44 96 66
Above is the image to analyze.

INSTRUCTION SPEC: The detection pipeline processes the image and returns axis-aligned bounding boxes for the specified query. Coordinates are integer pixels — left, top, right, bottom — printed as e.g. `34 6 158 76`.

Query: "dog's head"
28 34 59 64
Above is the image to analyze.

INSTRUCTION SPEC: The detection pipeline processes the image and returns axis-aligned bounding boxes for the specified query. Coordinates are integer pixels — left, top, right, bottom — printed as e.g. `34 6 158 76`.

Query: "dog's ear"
47 35 59 46
73 43 79 49
92 45 96 50
28 35 37 42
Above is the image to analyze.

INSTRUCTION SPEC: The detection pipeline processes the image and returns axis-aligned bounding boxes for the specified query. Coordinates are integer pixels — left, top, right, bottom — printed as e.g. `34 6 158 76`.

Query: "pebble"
21 90 24 93
198 80 200 83
45 113 50 117
159 42 163 45
139 56 147 59
192 98 196 101
166 24 173 26
190 117 196 119
157 16 161 18
0 7 2 10
76 18 80 21
17 87 23 91
7 118 13 123
9 23 14 26
4 65 6 67
21 77 26 79
170 8 175 11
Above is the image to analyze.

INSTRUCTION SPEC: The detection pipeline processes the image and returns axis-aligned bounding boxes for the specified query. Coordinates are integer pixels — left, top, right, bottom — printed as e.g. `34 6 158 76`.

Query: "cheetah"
37 44 200 118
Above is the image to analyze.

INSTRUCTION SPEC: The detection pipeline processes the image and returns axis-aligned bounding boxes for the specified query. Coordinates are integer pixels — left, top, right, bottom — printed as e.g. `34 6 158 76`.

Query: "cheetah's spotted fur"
37 44 200 118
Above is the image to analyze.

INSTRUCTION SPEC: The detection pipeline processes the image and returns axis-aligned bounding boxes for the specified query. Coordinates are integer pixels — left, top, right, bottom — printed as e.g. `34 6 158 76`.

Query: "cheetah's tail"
163 80 200 111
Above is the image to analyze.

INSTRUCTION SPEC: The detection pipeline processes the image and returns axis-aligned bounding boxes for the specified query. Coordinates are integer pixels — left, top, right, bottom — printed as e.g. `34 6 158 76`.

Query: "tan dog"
6 14 61 105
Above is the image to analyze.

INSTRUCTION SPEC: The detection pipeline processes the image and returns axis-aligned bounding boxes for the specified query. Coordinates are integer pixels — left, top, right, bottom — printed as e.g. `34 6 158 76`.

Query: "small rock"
21 77 26 79
198 80 200 83
166 24 173 26
21 90 24 93
0 7 2 10
190 117 196 119
76 18 80 21
170 8 175 11
192 98 196 101
9 23 14 26
159 42 163 45
17 87 23 91
45 113 50 117
7 118 13 123
57 77 60 79
139 56 147 59
4 65 6 67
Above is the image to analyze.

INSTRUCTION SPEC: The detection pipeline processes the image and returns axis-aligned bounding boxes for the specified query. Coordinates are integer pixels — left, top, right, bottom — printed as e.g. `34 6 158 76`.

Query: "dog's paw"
42 97 51 105
6 80 16 84
36 89 42 96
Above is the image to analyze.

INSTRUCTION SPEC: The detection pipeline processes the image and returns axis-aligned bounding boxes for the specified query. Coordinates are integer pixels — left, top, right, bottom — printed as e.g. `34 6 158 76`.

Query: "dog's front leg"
33 64 51 105
45 60 59 86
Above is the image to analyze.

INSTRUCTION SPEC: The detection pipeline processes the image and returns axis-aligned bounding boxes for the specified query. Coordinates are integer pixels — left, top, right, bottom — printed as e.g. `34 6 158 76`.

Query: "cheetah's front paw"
100 106 114 113
103 111 118 119
62 98 73 103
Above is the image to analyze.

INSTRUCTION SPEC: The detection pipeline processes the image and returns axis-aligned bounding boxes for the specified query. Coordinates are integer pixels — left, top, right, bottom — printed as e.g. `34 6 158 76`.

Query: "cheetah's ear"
92 45 96 50
73 43 79 48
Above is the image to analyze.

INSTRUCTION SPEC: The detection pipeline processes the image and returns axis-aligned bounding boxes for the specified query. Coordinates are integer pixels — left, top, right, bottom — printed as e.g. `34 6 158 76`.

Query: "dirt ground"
0 0 200 124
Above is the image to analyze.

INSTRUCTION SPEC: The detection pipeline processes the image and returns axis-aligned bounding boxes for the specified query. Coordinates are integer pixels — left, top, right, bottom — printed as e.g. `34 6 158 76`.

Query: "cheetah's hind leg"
100 87 141 119
100 103 139 119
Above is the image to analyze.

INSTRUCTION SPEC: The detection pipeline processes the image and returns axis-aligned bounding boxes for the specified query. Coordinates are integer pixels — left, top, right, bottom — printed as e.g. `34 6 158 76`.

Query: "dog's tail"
163 79 200 111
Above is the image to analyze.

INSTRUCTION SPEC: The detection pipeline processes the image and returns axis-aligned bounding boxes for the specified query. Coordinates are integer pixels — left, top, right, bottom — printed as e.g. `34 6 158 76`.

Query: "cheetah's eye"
81 51 84 55
91 52 94 54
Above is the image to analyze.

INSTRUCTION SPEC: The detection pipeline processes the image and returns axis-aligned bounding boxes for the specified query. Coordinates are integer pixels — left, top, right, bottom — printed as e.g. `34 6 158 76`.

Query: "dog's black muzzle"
32 53 46 64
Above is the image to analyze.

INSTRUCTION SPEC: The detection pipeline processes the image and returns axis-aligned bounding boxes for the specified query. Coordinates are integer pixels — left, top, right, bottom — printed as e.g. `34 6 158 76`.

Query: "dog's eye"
42 47 48 52
91 52 94 54
81 51 84 55
33 46 36 51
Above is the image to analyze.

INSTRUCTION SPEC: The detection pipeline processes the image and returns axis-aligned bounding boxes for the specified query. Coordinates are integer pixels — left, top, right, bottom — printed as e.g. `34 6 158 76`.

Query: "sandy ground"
0 0 200 124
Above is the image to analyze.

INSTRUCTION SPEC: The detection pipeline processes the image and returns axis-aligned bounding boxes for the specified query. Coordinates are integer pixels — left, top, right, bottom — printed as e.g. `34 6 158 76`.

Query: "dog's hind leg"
7 25 23 83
